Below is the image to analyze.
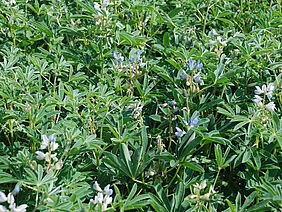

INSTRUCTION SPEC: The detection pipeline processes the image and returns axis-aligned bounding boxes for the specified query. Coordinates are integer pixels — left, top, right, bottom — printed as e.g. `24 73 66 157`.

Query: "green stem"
166 161 182 191
202 0 212 34
213 168 221 189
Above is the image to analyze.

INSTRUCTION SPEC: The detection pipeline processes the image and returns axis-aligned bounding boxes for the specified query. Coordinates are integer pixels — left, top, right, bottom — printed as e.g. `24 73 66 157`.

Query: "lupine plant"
0 0 281 211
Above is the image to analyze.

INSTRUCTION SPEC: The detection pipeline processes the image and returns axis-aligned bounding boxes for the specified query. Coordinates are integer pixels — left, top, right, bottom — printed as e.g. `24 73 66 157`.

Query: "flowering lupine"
254 82 275 112
180 70 188 79
35 134 62 170
188 58 194 70
254 83 274 100
194 73 202 83
265 102 276 112
0 191 28 212
40 134 56 150
12 183 21 196
112 51 124 62
196 60 203 69
188 116 199 128
129 56 135 63
91 181 113 211
175 127 186 137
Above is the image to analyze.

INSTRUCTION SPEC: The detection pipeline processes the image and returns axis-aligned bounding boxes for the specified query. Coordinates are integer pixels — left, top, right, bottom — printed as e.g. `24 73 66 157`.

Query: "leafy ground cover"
0 0 281 211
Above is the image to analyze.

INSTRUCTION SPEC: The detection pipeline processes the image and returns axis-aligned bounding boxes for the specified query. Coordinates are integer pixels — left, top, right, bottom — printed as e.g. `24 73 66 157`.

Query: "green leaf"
120 143 133 177
163 32 169 47
149 114 162 122
181 162 204 173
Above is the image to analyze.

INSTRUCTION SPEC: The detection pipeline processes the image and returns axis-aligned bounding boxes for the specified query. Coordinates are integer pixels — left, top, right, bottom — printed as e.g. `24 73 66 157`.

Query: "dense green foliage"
0 0 281 211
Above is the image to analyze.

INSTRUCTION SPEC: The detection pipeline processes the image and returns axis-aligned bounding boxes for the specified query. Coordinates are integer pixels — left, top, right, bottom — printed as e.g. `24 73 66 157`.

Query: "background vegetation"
0 0 281 211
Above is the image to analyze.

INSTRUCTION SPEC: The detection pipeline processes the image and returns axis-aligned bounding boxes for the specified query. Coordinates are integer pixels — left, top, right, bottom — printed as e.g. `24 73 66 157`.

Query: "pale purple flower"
170 101 177 106
93 181 103 192
265 102 275 112
194 73 202 83
139 62 146 67
136 50 142 63
182 118 188 125
211 29 217 36
117 53 124 62
189 116 199 126
103 185 113 196
254 85 265 95
40 135 49 150
112 51 124 62
104 195 112 205
129 56 135 63
196 60 203 69
188 58 194 70
94 2 100 11
112 51 117 59
175 127 186 137
45 153 58 162
103 0 110 7
180 70 188 79
12 183 21 195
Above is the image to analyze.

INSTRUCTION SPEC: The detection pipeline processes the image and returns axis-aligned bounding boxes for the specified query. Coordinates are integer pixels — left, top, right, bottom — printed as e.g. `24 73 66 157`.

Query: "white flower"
94 193 103 204
44 153 58 162
10 0 16 5
209 40 216 45
266 83 274 99
102 195 112 210
7 193 14 205
40 135 49 149
254 95 263 107
148 171 155 176
199 180 207 189
103 185 113 196
0 205 7 212
103 0 110 6
94 2 101 11
254 85 264 95
11 204 28 212
40 134 58 150
0 192 7 203
35 151 46 160
265 102 275 112
221 41 227 46
211 29 217 35
50 141 58 151
254 95 262 103
217 36 222 43
55 160 63 170
104 195 112 205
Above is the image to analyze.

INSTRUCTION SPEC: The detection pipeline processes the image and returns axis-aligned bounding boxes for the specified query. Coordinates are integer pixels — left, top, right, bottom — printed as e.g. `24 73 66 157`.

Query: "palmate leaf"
103 143 152 179
103 152 132 178
123 184 150 210
24 165 57 186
